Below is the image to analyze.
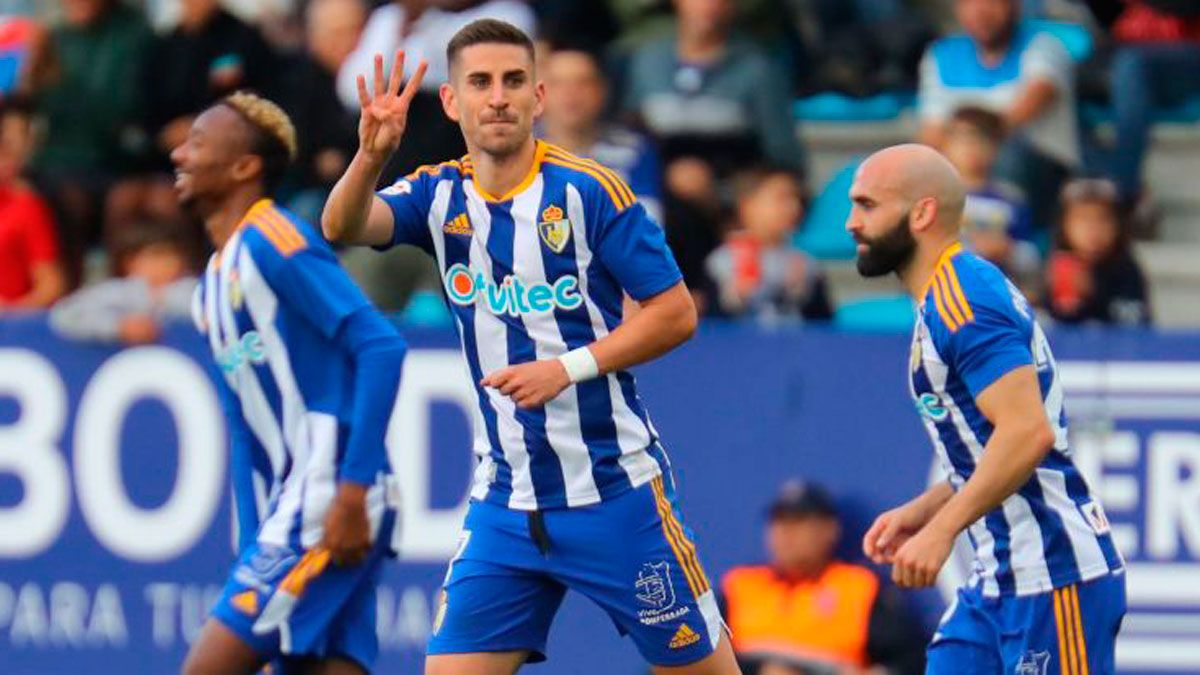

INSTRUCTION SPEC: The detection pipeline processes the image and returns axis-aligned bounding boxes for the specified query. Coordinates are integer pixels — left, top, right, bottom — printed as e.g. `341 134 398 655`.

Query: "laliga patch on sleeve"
1080 501 1111 535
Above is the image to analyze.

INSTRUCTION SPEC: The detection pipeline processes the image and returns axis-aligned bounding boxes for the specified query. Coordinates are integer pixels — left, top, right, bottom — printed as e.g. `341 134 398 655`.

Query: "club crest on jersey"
538 204 571 253
1015 650 1050 675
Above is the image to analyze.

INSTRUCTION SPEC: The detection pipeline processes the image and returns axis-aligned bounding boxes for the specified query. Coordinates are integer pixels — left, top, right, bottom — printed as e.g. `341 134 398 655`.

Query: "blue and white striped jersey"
911 243 1123 597
376 141 682 511
194 199 402 553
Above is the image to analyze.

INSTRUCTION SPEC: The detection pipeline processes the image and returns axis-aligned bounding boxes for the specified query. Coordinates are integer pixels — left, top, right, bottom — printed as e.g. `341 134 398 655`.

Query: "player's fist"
320 482 372 566
863 501 929 564
355 50 428 160
481 359 572 410
889 524 955 589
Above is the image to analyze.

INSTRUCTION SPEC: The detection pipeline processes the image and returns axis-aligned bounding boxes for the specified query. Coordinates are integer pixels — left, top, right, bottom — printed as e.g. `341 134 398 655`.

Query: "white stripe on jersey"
464 181 538 509
511 177 601 506
239 250 315 547
1036 468 1114 583
564 184 661 487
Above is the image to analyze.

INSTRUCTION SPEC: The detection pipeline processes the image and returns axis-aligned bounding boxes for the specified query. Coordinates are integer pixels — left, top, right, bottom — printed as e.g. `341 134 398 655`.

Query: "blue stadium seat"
793 92 915 122
833 295 915 332
794 158 861 260
1026 19 1093 62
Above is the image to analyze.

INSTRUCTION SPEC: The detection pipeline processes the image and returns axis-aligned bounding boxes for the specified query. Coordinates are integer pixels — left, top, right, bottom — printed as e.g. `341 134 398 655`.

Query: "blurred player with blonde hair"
176 91 407 675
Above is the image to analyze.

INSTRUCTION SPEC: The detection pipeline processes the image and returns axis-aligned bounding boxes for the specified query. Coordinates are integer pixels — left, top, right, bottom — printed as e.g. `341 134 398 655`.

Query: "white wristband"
558 347 599 384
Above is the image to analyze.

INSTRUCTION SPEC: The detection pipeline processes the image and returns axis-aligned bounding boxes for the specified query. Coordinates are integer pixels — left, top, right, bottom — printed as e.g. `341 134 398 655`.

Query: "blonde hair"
222 91 298 162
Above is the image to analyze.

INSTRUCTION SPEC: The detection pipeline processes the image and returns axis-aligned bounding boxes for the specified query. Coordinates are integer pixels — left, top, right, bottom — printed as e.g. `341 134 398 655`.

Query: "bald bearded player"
848 145 1125 674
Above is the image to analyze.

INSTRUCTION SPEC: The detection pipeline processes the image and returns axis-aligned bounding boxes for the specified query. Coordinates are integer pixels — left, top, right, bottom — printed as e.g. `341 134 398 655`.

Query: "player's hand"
320 482 372 566
355 50 428 161
863 501 930 564
889 524 955 588
481 359 571 410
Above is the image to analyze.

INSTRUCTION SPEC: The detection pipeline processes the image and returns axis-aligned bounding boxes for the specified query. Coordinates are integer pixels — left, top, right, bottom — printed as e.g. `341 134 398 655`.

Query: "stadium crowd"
1 0 1193 334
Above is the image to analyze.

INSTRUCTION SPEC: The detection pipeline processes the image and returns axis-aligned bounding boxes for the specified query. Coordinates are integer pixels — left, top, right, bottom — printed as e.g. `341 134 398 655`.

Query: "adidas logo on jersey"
669 623 700 649
443 213 473 236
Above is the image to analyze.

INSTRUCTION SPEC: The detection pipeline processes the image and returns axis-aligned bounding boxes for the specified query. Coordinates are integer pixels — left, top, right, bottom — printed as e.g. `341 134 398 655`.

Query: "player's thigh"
650 632 740 675
181 617 265 675
425 651 530 675
551 477 723 668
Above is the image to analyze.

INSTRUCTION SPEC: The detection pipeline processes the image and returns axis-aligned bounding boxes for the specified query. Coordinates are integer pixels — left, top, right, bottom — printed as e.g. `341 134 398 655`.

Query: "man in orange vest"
721 481 925 675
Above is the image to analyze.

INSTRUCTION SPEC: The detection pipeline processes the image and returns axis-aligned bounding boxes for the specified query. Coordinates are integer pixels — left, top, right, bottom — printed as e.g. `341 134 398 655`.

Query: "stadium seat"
794 158 861 260
833 294 915 332
1026 19 1093 62
793 92 915 122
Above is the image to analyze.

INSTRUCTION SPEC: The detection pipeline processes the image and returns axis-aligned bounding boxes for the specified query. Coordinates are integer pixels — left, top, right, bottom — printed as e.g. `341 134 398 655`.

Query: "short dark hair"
446 18 536 72
948 106 1005 144
731 165 803 206
107 220 201 277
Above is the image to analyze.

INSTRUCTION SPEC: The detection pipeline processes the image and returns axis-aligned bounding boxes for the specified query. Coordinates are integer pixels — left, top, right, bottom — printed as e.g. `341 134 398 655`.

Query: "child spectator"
705 167 831 322
50 220 198 344
1045 178 1151 326
942 106 1041 297
0 99 66 310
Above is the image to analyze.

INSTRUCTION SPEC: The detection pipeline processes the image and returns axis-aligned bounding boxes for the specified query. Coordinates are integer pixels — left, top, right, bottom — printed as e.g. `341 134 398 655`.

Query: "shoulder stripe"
941 260 976 323
934 269 967 328
545 148 636 208
261 209 307 249
252 211 305 256
543 154 630 211
930 278 960 332
406 159 462 181
553 150 637 206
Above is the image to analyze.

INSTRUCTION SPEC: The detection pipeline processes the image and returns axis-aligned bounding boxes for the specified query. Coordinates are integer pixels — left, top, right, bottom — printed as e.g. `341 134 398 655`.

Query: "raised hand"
356 49 428 161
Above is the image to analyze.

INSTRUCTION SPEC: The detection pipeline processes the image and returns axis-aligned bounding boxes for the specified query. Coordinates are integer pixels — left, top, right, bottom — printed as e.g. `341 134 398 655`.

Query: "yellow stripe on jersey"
543 149 635 211
1054 588 1072 675
1069 585 1090 675
930 273 961 332
941 258 976 324
254 209 306 256
934 269 967 328
651 477 710 598
553 149 637 208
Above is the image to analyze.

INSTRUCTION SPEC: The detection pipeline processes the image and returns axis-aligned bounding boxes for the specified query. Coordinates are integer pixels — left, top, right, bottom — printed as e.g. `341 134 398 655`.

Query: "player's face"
170 106 249 217
847 170 918 278
443 43 544 158
543 51 606 133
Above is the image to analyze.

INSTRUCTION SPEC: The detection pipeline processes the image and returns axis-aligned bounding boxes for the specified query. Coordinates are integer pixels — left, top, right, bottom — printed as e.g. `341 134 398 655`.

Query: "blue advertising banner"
0 317 1197 674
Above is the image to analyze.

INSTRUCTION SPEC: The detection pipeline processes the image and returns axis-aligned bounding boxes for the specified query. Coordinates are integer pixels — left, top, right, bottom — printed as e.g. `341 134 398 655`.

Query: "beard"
855 213 917 278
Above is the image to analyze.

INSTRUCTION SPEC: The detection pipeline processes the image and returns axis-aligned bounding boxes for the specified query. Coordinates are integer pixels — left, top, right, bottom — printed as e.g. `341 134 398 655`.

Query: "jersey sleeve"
930 266 1034 399
244 229 373 341
587 186 683 301
375 170 436 253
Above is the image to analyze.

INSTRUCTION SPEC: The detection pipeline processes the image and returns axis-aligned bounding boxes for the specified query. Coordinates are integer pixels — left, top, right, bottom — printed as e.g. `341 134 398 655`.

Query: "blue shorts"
427 475 724 667
211 513 395 672
927 572 1126 675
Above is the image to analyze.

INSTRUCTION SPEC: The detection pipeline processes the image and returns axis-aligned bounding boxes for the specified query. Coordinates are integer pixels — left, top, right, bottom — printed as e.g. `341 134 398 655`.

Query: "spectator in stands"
721 480 925 675
32 0 150 284
539 45 664 222
1084 0 1200 208
1046 177 1151 325
0 14 46 97
0 100 67 310
705 167 831 322
942 106 1042 297
281 0 368 223
918 0 1079 228
335 0 536 181
50 219 198 344
620 0 806 185
122 0 278 238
